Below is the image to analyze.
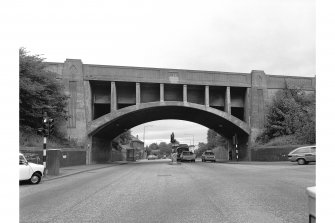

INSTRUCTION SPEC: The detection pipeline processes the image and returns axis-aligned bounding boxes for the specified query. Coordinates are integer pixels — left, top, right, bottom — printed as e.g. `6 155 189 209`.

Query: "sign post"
42 112 48 175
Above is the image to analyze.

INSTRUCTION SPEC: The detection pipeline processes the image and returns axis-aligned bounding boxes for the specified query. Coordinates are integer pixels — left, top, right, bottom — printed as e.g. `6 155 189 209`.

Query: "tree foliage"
113 130 132 144
19 48 68 131
195 129 227 157
257 88 316 144
112 130 132 149
146 142 173 156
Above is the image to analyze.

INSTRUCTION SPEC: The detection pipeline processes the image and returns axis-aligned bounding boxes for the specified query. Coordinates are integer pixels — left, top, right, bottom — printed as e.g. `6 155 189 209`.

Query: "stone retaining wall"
20 147 86 167
250 145 309 161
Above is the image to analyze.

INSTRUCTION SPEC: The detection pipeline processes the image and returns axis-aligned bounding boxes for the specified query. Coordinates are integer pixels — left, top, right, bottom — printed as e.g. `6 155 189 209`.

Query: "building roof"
130 135 144 143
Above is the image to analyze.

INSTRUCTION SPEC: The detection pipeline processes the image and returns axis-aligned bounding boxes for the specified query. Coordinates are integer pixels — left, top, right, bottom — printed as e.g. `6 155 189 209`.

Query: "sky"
7 0 315 147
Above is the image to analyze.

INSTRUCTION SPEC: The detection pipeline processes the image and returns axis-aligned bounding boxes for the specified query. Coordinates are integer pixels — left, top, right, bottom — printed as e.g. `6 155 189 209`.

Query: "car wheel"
30 172 42 184
297 159 306 165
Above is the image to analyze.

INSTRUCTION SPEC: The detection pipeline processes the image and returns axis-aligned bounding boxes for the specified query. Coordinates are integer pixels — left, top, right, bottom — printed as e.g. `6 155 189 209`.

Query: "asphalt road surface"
20 160 315 223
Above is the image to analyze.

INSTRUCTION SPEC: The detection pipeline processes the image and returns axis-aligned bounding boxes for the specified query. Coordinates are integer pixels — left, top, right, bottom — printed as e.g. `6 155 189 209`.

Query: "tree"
158 142 172 156
257 88 316 144
206 129 227 149
148 143 159 156
195 142 208 157
112 130 132 144
19 48 68 132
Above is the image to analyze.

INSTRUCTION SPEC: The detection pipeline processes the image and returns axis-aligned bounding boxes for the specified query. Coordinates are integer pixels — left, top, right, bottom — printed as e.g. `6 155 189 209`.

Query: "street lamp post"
143 125 153 157
184 134 194 147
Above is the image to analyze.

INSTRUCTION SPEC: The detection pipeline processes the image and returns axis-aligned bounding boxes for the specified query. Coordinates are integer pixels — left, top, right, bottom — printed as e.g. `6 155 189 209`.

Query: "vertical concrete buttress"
249 70 267 151
160 83 164 102
225 86 231 114
111 81 117 111
183 85 187 103
62 59 87 146
205 85 209 107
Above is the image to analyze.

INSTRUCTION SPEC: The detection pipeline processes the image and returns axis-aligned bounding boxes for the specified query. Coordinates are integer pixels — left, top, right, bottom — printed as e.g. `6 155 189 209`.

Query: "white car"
147 155 158 160
19 153 44 184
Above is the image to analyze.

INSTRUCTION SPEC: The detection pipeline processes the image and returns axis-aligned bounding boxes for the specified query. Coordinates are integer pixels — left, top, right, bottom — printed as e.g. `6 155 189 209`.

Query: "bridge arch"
88 101 250 139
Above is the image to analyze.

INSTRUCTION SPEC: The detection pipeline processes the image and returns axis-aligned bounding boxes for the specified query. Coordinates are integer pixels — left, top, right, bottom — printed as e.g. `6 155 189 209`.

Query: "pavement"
43 161 129 181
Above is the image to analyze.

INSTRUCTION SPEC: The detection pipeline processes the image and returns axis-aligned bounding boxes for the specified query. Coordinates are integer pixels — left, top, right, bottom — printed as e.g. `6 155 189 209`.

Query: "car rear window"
183 152 191 155
205 152 214 155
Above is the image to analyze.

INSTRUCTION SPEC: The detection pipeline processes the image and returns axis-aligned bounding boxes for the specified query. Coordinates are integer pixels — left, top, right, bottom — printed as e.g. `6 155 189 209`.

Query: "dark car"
176 144 189 162
288 146 316 165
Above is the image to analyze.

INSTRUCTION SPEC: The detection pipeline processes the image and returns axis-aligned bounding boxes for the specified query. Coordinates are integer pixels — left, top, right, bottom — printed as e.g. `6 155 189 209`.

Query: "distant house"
129 135 145 160
112 135 145 161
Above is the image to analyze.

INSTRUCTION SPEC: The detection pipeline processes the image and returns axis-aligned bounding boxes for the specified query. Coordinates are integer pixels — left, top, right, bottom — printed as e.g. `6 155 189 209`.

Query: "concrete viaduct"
45 59 315 164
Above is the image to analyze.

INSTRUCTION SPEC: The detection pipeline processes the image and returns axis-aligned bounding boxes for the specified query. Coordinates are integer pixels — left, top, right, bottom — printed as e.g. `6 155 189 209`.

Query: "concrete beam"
111 82 117 111
160 83 164 102
205 85 209 107
136 83 141 105
225 86 231 114
183 85 187 103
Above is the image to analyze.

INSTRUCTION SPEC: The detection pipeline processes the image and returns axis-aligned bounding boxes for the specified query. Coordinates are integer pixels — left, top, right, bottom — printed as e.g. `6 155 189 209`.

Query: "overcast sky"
14 0 315 146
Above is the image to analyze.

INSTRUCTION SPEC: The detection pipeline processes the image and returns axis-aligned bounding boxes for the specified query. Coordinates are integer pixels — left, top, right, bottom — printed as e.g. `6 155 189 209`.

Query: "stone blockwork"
44 60 315 163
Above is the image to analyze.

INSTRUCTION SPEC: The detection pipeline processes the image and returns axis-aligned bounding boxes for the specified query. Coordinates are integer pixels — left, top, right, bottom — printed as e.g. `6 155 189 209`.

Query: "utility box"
46 149 61 175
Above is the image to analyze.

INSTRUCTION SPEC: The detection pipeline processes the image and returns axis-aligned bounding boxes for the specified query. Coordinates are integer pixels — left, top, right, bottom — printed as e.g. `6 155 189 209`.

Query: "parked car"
306 186 316 223
176 144 189 161
180 151 196 162
202 151 216 162
19 153 44 184
147 155 158 160
288 146 316 165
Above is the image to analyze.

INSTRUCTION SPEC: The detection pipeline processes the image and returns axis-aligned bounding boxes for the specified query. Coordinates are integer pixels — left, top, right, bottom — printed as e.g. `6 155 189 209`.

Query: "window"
19 155 26 165
294 147 311 154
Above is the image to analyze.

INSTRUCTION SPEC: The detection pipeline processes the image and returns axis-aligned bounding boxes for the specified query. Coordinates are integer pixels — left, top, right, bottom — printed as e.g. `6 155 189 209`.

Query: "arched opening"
89 102 250 163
